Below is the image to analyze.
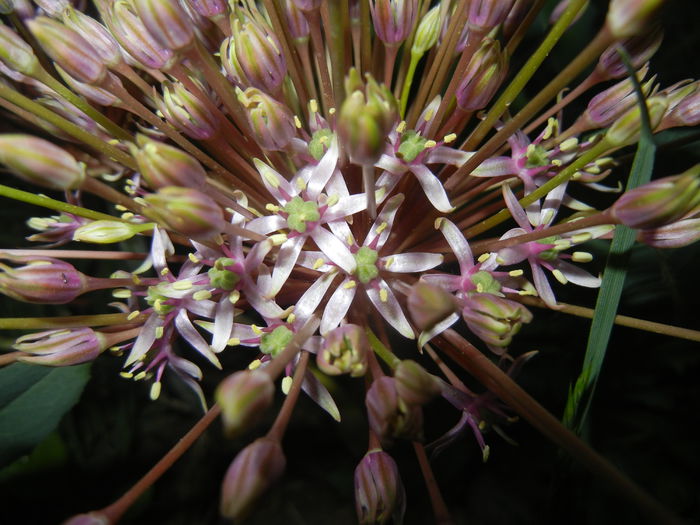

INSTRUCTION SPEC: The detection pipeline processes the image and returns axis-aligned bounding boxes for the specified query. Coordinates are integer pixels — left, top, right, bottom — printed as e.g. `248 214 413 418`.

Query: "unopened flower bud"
56 66 121 107
61 512 110 525
134 134 207 189
354 449 406 525
639 218 700 249
605 95 667 147
462 294 533 352
34 0 69 17
317 324 368 377
394 360 441 406
0 24 40 75
408 281 458 331
456 38 507 112
611 165 700 229
28 16 106 84
469 0 516 31
338 69 398 165
365 376 423 447
133 0 195 51
73 220 153 244
283 0 310 42
606 0 665 39
158 80 220 140
0 134 85 189
239 87 296 151
0 255 88 304
14 327 106 366
62 8 123 68
411 5 441 56
222 18 286 93
144 186 224 238
663 85 700 128
595 29 662 82
370 0 418 46
215 370 275 438
220 437 286 520
186 0 227 18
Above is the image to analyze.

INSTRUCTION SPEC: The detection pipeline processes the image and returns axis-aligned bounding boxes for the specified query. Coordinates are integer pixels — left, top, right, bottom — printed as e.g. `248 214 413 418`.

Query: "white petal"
366 282 414 339
554 259 601 288
248 215 287 235
531 262 557 307
409 164 454 212
382 252 443 273
320 279 357 334
269 236 305 296
254 158 295 202
418 312 460 348
366 194 403 250
175 309 222 368
294 270 337 321
244 238 274 272
211 294 235 353
307 136 339 199
470 156 515 177
425 147 473 167
421 273 461 292
324 194 368 222
301 368 341 421
437 218 474 275
502 185 532 230
310 227 356 273
125 312 160 366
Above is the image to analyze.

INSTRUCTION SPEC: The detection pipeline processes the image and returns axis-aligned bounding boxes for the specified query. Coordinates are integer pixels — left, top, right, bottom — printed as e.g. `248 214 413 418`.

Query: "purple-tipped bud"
28 16 106 84
159 80 220 140
222 18 286 93
239 87 296 151
639 218 700 249
461 294 533 352
143 186 224 238
0 134 85 189
61 512 110 525
0 24 40 75
370 0 418 46
291 0 321 11
469 0 516 31
220 437 286 521
34 0 69 17
283 0 310 42
662 83 700 128
14 327 106 366
394 360 441 407
411 5 441 56
105 0 174 71
365 376 423 447
188 0 227 18
73 220 153 244
595 29 662 82
62 8 124 68
0 255 87 304
606 0 665 39
133 0 195 51
317 324 368 377
611 165 700 229
134 134 207 189
215 370 275 438
456 38 507 112
56 66 121 107
408 281 458 331
354 449 406 525
338 69 398 165
605 95 667 147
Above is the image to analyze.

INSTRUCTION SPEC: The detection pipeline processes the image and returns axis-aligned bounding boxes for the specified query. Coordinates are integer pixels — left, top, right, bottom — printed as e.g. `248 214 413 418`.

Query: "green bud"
317 324 368 377
143 186 224 238
606 0 665 39
215 370 275 438
407 281 457 331
605 96 667 147
394 360 441 406
73 220 153 244
134 134 207 189
411 5 441 56
0 24 40 75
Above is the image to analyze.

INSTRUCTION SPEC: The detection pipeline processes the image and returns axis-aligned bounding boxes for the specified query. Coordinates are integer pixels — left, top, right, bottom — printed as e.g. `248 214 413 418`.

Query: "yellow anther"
121 212 135 220
155 326 164 339
160 267 170 276
281 376 293 395
518 289 538 296
188 253 201 263
134 197 147 206
396 121 406 134
120 371 134 379
229 290 240 304
476 283 484 293
376 222 388 234
542 210 555 226
379 288 388 302
384 256 394 268
552 269 568 285
193 290 212 301
571 232 592 244
269 233 288 245
508 269 524 277
477 253 491 263
172 280 193 290
248 359 262 370
325 194 339 207
295 177 307 190
318 135 328 145
551 159 562 167
559 137 579 152
346 234 355 245
287 313 296 324
571 171 583 180
496 256 505 265
443 133 457 143
572 251 593 263
251 324 263 335
228 337 241 346
343 280 357 289
112 289 131 299
257 161 280 188
313 258 325 270
554 239 571 250
425 140 437 148
134 371 147 381
310 99 318 114
434 217 445 229
266 203 280 213
115 204 128 211
127 310 141 321
132 274 142 285
478 420 487 431
375 187 386 202
294 115 302 128
423 108 435 121
150 382 162 401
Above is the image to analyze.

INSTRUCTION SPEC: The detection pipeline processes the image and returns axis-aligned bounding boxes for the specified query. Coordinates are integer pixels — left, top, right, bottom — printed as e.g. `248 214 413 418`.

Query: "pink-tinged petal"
502 185 531 230
301 335 323 354
150 227 174 275
301 367 341 421
327 219 355 247
320 279 357 334
326 168 351 199
244 239 274 273
306 135 339 199
531 262 557 307
184 296 216 318
244 282 285 318
470 156 515 177
382 252 443 273
421 273 462 292
376 153 407 174
366 194 403 250
425 147 473 167
539 181 567 227
168 355 207 410
324 194 368 222
269 236 305 296
254 158 295 203
296 250 334 272
375 170 401 204
437 218 474 274
295 270 337 321
310 227 356 273
230 323 260 343
211 294 235 353
496 228 530 265
418 312 460 348
408 164 454 212
366 281 414 339
553 259 601 288
125 312 161 366
175 309 222 368
248 215 287 235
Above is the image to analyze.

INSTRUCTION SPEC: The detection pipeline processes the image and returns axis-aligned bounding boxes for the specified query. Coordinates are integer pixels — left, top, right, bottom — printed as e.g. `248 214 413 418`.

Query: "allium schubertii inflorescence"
0 0 699 522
